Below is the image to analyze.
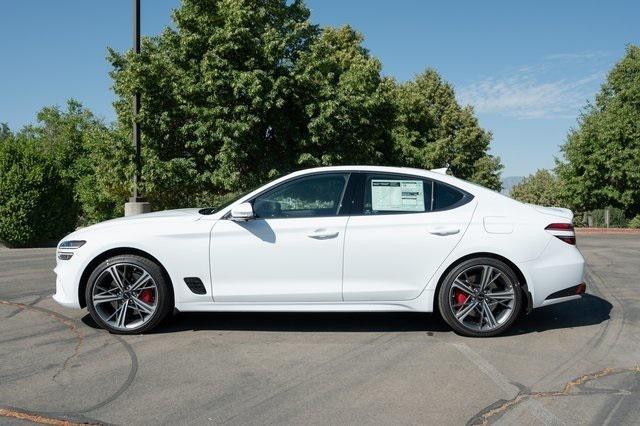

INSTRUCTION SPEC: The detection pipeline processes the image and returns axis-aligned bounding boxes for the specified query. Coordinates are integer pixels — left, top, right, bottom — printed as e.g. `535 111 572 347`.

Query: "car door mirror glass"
230 202 255 221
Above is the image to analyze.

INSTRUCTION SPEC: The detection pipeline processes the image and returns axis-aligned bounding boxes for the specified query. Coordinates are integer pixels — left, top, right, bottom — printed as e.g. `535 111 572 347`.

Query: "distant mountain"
501 176 524 196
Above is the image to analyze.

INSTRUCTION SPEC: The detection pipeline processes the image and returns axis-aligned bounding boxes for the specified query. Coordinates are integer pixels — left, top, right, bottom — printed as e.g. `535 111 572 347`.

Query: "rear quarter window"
433 181 466 210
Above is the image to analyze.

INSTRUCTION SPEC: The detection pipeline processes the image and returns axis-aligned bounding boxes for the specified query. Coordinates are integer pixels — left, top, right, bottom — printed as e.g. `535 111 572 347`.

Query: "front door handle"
428 226 460 236
307 229 339 240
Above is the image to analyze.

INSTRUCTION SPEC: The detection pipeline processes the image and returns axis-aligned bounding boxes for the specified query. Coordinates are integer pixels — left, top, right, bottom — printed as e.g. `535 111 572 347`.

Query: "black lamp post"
125 0 150 215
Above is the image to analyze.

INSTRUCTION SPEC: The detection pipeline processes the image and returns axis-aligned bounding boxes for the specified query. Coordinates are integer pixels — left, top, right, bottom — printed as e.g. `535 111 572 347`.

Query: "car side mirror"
230 202 255 221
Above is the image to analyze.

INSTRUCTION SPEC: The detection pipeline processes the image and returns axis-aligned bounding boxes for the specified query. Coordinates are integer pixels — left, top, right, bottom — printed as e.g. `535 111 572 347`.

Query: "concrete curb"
576 227 640 234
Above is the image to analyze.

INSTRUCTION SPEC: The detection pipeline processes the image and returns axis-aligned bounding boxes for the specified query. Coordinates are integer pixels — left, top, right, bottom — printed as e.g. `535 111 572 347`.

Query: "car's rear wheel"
86 255 172 334
438 257 522 337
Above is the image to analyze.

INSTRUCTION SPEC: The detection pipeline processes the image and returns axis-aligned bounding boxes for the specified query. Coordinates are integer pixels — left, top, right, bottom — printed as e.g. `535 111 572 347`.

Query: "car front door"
210 173 350 302
342 173 477 301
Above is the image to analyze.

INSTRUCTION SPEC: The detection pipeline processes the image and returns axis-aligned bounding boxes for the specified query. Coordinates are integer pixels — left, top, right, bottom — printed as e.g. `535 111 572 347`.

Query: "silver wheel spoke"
115 300 129 328
105 302 123 322
131 297 154 315
479 266 493 292
482 300 497 328
130 271 151 291
107 265 126 291
94 294 123 304
132 284 155 293
95 286 118 295
452 279 475 296
485 289 514 300
456 300 478 321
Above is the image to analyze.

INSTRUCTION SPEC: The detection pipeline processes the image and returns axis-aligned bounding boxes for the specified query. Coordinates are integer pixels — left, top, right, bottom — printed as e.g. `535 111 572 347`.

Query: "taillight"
545 223 576 245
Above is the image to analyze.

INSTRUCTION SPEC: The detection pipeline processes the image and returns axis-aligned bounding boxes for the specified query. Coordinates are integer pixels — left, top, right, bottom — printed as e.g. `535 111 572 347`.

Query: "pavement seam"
0 299 139 417
466 366 640 425
452 342 564 425
0 407 96 425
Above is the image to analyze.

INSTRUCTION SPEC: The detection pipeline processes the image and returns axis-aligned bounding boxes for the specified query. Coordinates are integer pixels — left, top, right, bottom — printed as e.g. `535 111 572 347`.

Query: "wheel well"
433 252 532 315
78 247 175 308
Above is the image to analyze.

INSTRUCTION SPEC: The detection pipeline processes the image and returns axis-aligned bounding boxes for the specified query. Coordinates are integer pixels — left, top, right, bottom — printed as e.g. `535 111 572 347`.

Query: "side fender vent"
184 277 207 295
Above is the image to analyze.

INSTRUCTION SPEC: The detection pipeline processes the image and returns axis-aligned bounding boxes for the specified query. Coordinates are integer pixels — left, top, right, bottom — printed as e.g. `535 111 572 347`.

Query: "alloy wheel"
91 262 158 331
448 264 516 332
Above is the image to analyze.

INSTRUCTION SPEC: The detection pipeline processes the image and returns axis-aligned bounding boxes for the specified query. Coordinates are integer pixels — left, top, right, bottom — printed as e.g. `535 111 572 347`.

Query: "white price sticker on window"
371 179 425 212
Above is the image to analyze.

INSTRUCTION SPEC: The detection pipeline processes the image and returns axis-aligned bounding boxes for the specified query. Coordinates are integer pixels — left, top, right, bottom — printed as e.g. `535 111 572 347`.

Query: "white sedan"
53 166 585 337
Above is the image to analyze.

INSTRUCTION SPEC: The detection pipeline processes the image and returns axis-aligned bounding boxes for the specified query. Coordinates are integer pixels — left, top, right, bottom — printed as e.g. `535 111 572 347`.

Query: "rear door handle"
307 229 339 240
428 227 460 236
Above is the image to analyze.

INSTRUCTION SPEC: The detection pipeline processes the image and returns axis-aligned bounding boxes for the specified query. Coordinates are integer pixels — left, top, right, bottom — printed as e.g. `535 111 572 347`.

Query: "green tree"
390 70 503 190
108 0 503 210
510 169 565 206
557 45 640 216
293 25 395 167
0 123 11 141
0 136 76 247
17 100 124 224
108 0 317 209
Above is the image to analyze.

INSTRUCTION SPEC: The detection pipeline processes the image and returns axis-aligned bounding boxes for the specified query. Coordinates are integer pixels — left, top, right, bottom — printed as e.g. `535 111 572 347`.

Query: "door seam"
340 215 351 302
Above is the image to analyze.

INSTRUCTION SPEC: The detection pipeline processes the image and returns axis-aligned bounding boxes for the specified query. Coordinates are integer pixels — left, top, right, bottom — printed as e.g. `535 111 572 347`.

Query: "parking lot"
1 234 639 425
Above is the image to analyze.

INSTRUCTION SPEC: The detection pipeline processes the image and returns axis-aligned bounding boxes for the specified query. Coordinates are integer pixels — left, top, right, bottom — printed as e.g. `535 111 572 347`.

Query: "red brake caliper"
139 289 155 304
454 290 468 307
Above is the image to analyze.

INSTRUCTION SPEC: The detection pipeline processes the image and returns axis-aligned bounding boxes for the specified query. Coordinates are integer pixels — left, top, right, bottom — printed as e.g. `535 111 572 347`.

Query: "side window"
363 174 433 215
433 181 465 210
253 174 348 219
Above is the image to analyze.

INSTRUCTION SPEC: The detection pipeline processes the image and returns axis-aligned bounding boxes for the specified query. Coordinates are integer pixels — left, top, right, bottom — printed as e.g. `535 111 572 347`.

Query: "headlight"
57 240 86 261
59 240 86 249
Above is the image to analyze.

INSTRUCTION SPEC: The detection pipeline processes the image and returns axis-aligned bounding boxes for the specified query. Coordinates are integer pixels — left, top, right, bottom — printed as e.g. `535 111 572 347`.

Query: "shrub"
0 137 77 247
591 207 628 228
629 215 640 229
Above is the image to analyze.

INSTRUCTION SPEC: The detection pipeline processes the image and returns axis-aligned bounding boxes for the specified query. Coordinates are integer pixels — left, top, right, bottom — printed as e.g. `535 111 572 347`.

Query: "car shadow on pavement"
506 293 612 336
81 293 612 336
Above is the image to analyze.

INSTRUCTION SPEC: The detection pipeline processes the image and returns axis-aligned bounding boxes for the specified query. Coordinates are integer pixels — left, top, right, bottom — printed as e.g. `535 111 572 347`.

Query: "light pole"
124 0 151 216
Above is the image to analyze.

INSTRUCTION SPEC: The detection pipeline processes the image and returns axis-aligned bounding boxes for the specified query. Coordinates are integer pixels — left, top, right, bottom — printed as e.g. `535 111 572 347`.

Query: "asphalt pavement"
1 234 639 425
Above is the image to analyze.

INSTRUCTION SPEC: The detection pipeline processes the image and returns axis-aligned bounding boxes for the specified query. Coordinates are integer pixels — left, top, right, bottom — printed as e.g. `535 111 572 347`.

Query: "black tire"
438 257 522 337
86 255 173 334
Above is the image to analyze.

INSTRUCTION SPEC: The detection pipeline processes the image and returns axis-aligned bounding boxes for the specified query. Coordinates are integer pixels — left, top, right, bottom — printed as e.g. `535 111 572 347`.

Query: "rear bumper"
519 238 586 308
540 282 586 307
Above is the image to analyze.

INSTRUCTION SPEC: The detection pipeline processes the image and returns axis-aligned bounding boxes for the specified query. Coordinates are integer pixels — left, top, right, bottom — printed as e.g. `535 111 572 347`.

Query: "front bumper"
52 260 83 309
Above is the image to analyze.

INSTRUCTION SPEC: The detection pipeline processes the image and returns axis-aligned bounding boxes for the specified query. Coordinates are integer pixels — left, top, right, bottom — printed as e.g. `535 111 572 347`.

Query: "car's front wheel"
86 255 172 334
438 257 522 337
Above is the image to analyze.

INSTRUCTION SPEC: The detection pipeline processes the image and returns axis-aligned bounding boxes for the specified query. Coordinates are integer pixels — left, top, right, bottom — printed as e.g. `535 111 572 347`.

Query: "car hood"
73 208 203 234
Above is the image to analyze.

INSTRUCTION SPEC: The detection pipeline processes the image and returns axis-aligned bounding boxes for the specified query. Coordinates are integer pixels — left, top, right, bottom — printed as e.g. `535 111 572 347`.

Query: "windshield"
199 191 251 215
198 184 263 215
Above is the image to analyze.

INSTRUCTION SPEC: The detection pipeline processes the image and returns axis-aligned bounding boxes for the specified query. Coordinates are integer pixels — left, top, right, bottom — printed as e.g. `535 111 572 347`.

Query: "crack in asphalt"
0 299 139 421
466 366 640 425
0 407 94 425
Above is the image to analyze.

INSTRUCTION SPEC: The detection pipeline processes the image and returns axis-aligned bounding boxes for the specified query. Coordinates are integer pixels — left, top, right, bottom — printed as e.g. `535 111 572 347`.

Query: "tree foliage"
108 0 318 209
0 136 76 247
510 169 565 206
391 70 502 189
557 45 640 216
0 0 505 246
294 26 395 168
106 0 503 210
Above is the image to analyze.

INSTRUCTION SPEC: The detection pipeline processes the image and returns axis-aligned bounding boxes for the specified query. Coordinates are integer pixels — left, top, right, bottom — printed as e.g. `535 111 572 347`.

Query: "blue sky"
1 1 638 177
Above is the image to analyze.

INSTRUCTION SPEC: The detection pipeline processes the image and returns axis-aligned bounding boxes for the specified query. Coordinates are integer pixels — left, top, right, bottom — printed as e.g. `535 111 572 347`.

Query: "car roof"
286 165 477 192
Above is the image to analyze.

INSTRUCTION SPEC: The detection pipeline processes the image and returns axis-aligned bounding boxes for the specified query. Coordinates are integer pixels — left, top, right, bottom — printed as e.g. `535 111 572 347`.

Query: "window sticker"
371 179 425 212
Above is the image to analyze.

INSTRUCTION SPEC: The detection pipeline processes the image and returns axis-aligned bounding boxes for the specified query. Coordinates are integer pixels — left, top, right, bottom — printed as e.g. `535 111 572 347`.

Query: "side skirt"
175 301 427 313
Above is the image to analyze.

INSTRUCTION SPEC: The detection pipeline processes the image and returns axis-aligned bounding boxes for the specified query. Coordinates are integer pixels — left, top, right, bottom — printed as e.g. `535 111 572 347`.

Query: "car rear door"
342 172 476 301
